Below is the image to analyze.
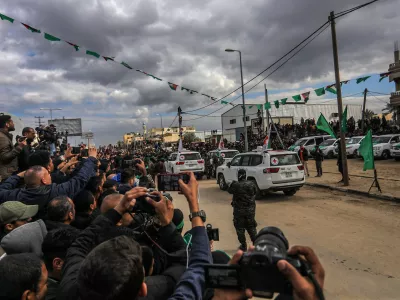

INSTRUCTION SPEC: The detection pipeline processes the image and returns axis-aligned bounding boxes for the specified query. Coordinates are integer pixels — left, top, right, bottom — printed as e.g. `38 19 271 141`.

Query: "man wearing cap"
0 114 27 181
0 201 38 241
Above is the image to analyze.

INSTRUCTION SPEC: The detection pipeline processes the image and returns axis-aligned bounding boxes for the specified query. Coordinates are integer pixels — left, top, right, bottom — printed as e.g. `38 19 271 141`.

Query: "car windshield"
320 140 335 146
222 151 239 158
179 153 201 160
294 139 307 146
270 154 300 166
347 137 362 145
373 136 391 144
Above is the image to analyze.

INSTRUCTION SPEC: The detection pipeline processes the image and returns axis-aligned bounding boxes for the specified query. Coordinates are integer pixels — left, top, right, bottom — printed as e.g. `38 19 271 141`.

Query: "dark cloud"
0 0 398 144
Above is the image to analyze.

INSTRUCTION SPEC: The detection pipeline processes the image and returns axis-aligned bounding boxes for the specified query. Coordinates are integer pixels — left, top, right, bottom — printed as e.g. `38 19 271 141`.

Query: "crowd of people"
0 113 327 300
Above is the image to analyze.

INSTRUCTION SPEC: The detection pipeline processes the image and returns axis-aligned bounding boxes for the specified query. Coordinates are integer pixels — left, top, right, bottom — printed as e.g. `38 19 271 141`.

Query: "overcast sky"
0 0 399 145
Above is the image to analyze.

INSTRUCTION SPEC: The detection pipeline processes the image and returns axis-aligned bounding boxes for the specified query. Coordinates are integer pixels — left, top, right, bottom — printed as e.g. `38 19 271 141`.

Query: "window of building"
246 116 250 121
230 119 236 124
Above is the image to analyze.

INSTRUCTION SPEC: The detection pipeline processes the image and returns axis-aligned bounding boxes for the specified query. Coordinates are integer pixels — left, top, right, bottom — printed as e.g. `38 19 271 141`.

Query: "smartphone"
81 149 89 157
72 147 81 154
157 174 190 191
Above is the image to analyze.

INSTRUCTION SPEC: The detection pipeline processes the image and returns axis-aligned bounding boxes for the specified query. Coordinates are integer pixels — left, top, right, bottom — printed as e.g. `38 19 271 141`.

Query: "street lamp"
40 108 62 122
225 49 248 152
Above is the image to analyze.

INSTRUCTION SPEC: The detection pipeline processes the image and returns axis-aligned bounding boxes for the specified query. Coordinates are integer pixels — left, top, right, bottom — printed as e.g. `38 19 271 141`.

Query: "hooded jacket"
0 157 97 219
0 219 47 255
0 129 22 180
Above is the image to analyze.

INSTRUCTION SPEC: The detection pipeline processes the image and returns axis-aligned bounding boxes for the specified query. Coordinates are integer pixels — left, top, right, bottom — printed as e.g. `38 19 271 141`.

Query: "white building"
221 104 362 142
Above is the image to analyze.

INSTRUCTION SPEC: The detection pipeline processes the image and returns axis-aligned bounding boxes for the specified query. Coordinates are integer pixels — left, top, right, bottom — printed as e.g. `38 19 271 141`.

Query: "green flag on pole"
358 130 374 171
281 98 287 105
341 106 348 133
316 113 336 138
264 102 271 110
221 100 228 105
86 50 100 58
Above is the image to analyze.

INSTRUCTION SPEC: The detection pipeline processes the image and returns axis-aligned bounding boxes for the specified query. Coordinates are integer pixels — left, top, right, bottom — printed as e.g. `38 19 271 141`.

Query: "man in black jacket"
0 148 98 219
298 145 310 177
17 127 36 172
314 145 324 177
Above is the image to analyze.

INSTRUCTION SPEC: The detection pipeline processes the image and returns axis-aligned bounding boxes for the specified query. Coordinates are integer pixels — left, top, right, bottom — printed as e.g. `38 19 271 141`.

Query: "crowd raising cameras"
0 114 325 300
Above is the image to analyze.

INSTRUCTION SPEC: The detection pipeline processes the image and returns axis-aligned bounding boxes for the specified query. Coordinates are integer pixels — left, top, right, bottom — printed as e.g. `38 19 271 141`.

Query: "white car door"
225 155 242 183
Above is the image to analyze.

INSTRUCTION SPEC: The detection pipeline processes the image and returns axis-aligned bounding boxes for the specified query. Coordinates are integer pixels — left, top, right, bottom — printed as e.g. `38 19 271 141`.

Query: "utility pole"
178 106 182 151
264 85 285 149
329 11 349 186
361 88 368 133
40 108 62 122
34 116 44 126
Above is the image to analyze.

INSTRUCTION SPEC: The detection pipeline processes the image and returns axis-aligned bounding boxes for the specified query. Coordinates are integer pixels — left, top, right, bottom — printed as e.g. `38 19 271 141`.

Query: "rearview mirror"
227 162 231 168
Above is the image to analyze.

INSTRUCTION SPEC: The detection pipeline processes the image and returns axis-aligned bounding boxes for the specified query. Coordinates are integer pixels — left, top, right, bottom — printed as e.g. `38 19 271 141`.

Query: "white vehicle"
288 135 331 153
166 151 205 174
312 138 348 159
345 136 366 158
390 143 400 161
216 149 305 198
372 135 400 159
207 149 240 165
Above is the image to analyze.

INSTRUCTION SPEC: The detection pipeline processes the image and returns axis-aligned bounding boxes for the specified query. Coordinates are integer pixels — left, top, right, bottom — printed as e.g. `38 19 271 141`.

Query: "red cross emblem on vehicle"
271 158 279 166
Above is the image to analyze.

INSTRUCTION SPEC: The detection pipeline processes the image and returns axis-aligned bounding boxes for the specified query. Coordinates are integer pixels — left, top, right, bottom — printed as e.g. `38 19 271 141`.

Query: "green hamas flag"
256 104 262 110
221 100 229 105
281 98 287 105
147 74 162 81
44 33 60 42
358 129 374 171
314 87 325 96
341 105 348 133
292 95 301 102
316 113 336 138
356 76 371 84
121 62 132 69
103 56 115 61
0 13 14 23
274 100 280 108
248 106 253 109
264 102 271 110
86 50 100 58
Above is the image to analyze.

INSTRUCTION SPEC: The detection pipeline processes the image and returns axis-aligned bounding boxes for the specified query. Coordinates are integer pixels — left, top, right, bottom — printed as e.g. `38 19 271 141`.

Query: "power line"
368 90 390 96
167 114 178 128
183 20 330 113
183 23 331 122
334 0 383 19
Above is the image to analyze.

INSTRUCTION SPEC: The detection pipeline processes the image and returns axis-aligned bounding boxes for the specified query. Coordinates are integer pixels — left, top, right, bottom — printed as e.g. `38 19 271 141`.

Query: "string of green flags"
223 72 391 110
0 12 215 101
0 11 393 109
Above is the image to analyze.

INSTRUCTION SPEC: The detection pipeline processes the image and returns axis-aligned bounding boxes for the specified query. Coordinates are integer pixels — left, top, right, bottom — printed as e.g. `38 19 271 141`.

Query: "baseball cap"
0 202 38 224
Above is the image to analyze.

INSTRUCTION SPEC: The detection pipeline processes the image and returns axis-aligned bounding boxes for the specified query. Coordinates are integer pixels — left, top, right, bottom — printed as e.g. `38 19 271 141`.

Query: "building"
221 104 362 142
194 130 223 144
149 126 196 143
123 133 143 145
389 42 400 108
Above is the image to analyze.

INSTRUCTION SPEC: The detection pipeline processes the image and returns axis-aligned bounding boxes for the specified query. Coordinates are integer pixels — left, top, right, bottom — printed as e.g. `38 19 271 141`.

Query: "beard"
8 126 15 132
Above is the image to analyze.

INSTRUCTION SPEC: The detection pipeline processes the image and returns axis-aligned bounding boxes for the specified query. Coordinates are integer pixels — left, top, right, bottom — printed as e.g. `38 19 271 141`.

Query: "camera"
206 224 219 241
131 189 173 215
203 227 309 298
16 135 27 143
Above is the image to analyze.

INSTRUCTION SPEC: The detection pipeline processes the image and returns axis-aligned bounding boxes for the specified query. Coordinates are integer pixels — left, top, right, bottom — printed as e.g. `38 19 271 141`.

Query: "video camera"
206 224 219 241
204 227 310 298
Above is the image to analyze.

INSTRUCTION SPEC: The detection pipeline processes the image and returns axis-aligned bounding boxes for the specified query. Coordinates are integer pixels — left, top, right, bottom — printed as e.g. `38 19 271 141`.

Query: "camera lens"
253 226 289 255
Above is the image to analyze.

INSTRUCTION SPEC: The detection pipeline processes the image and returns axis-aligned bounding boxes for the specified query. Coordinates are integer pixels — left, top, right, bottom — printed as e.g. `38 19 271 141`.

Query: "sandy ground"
172 179 400 300
305 158 400 198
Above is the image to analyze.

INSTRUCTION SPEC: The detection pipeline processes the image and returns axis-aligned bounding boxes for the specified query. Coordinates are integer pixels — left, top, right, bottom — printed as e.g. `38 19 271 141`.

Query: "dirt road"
172 180 400 299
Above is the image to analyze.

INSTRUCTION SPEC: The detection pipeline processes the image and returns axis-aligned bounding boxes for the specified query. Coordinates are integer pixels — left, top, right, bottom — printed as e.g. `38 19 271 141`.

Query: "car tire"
395 157 400 161
382 150 390 160
284 189 297 196
250 180 263 200
218 174 227 190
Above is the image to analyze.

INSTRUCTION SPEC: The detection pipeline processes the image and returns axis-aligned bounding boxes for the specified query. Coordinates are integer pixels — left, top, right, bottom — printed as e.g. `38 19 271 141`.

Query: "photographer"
0 114 26 181
17 127 36 172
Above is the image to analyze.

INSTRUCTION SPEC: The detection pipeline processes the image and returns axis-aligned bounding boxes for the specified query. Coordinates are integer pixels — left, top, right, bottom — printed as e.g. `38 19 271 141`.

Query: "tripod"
368 168 382 194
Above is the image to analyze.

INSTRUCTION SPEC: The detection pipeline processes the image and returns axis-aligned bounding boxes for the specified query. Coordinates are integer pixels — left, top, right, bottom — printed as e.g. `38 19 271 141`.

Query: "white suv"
372 135 400 159
390 143 400 161
166 151 205 175
346 136 366 158
216 149 305 198
207 149 240 165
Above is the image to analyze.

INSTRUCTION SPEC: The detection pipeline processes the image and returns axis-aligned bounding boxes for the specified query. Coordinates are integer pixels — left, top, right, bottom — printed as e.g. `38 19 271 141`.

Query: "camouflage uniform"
228 180 258 250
